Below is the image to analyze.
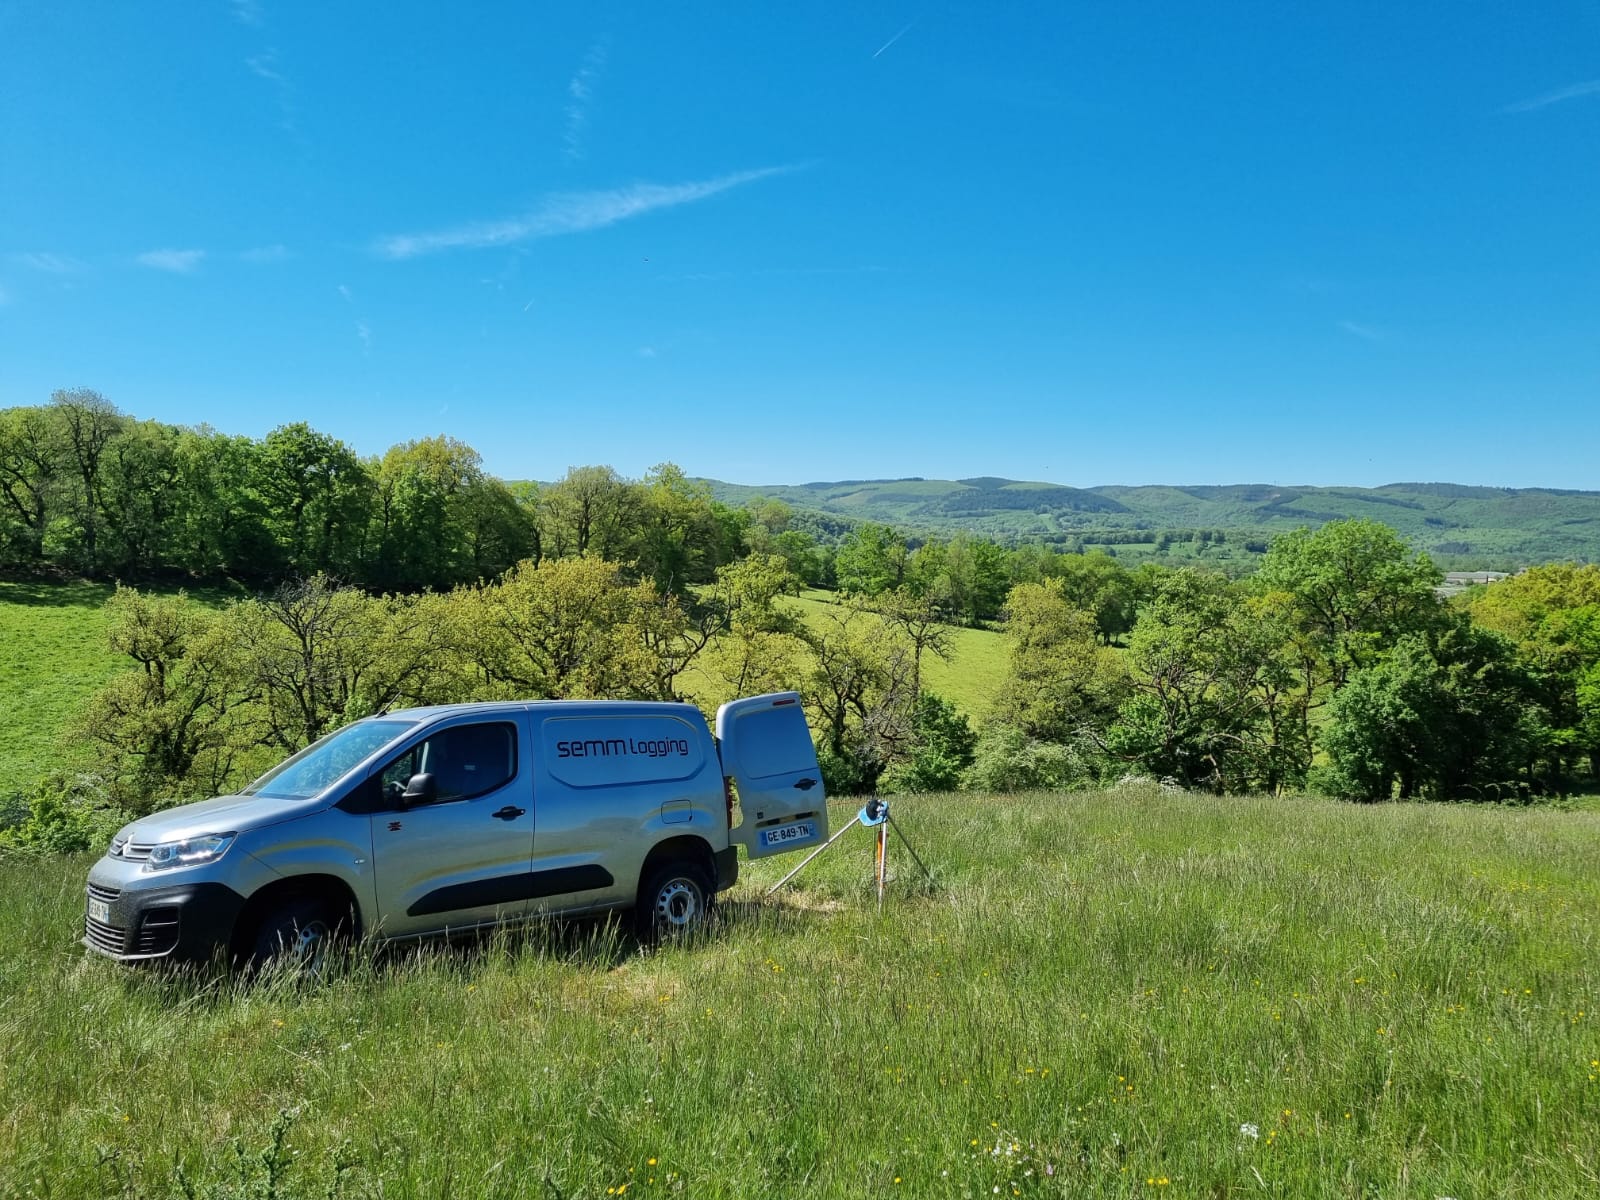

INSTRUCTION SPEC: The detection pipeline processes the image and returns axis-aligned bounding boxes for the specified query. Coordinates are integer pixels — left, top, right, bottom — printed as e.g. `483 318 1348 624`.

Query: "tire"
634 860 714 942
246 896 348 974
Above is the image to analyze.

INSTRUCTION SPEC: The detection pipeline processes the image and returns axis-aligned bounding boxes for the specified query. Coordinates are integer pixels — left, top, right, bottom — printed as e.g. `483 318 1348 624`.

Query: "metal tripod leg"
887 814 935 884
766 815 863 895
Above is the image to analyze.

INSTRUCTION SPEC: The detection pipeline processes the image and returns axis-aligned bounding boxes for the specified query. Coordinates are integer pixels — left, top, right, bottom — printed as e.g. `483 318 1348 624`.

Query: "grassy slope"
3 786 1597 1197
674 592 1008 724
0 581 123 791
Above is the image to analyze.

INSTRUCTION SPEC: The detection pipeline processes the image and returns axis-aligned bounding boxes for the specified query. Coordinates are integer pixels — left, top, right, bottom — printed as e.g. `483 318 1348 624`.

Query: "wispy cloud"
1339 319 1383 342
137 249 206 273
1502 79 1600 113
374 164 801 260
229 0 263 26
246 49 297 131
637 345 657 358
239 244 290 263
356 320 372 354
873 16 921 59
14 252 84 274
564 38 610 161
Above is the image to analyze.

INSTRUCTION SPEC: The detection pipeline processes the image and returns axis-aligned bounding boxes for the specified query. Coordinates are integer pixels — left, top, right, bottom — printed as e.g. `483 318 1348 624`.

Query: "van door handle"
793 778 817 791
491 806 526 821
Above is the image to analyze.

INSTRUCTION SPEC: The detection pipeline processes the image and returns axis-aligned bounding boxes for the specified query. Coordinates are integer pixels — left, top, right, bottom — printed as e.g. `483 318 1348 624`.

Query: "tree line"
4 392 1599 855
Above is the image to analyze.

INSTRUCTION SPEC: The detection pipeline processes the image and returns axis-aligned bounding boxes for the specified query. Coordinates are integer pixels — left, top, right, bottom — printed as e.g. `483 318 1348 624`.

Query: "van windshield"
243 720 417 801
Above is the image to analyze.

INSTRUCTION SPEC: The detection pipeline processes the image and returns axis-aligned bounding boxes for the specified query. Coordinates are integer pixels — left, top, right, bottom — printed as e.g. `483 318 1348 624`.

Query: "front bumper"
83 878 248 964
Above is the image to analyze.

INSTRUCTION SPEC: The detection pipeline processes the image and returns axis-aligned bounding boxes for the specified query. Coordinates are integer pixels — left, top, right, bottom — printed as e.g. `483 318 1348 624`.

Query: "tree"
636 463 725 594
1466 564 1600 783
0 404 64 565
256 423 373 576
51 388 125 572
879 586 954 699
233 575 460 752
800 599 917 794
880 693 977 794
97 420 183 573
1105 570 1309 793
1317 617 1539 802
993 579 1127 743
79 588 256 808
466 556 660 700
540 465 641 561
1258 519 1442 690
834 523 909 596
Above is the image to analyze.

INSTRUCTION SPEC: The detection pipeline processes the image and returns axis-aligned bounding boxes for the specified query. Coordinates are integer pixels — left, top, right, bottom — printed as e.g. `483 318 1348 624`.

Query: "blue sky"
2 2 1597 489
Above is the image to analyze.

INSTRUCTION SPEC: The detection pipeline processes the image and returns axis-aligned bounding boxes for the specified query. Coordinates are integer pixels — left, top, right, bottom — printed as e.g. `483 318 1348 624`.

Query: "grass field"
3 786 1597 1198
0 580 124 792
787 591 1009 720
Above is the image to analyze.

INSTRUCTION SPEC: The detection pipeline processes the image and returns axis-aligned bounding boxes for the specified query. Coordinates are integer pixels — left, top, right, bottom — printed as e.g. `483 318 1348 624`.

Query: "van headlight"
144 833 235 872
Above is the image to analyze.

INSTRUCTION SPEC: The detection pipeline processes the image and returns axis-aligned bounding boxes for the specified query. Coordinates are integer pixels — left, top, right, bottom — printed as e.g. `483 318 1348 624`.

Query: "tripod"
767 798 934 910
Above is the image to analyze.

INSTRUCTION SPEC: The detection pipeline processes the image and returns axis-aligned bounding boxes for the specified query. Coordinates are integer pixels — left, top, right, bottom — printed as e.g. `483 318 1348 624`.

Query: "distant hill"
699 476 1600 568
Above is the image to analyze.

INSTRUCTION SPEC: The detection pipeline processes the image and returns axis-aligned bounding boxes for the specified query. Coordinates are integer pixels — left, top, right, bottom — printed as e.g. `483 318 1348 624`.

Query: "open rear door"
716 692 828 859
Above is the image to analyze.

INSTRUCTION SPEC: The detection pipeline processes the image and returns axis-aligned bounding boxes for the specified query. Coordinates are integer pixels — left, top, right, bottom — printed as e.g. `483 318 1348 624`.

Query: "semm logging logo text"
555 736 691 760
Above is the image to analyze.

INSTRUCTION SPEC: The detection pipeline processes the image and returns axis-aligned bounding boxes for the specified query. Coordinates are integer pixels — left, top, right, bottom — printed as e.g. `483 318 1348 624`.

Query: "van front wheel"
247 896 346 973
635 861 713 942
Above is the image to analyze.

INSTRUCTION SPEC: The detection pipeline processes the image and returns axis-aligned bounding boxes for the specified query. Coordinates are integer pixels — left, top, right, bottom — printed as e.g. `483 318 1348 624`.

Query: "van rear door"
716 692 828 859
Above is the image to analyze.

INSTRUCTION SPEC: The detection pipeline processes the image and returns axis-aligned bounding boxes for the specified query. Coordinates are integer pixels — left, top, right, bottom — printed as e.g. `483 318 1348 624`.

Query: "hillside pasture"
0 580 123 793
2 786 1597 1198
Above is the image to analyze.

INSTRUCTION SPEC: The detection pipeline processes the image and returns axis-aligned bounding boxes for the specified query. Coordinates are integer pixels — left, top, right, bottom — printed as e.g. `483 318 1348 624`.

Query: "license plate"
762 820 816 848
88 898 110 924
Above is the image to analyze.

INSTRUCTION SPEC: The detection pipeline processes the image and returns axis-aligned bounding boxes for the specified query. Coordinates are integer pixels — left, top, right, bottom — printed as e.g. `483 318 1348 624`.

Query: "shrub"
960 724 1092 793
0 771 125 858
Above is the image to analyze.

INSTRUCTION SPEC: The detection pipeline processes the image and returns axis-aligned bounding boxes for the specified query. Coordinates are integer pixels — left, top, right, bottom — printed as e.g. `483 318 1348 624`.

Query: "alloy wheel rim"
654 880 700 928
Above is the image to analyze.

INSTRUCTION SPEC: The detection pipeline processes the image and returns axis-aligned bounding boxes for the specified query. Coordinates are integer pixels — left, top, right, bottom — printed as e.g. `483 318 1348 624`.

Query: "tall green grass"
3 786 1597 1197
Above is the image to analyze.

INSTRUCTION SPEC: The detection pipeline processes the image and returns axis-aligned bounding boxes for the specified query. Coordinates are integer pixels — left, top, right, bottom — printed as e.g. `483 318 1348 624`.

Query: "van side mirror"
400 772 437 808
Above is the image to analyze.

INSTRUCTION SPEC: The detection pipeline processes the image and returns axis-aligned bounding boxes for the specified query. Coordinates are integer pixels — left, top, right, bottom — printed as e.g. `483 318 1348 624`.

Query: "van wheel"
247 897 347 973
635 861 713 941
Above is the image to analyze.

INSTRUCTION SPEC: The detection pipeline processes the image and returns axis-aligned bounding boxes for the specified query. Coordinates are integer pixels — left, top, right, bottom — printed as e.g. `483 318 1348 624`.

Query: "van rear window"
728 703 815 779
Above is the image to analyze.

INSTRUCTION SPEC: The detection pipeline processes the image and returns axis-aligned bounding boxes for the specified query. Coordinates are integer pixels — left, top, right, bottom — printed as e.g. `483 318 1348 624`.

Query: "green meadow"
3 786 1597 1198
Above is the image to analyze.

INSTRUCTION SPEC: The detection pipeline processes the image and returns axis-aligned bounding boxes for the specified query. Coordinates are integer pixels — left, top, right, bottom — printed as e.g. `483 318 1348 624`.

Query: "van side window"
378 722 518 805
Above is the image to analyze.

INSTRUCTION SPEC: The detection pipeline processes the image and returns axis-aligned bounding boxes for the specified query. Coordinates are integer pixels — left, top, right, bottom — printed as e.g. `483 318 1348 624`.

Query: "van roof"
382 698 707 722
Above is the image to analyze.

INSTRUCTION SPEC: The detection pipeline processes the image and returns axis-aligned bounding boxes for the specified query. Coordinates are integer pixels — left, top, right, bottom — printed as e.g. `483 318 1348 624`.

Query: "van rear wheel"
635 861 714 942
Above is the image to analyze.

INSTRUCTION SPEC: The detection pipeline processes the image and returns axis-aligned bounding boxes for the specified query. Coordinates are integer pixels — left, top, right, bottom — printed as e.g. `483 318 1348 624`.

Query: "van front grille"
87 882 120 904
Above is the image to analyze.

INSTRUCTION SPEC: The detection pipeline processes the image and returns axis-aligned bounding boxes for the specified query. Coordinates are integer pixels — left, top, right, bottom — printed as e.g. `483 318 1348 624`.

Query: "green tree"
800 599 916 794
0 404 65 565
834 523 909 596
880 693 977 794
540 465 642 561
1259 519 1442 690
1317 617 1539 801
79 588 255 808
1105 570 1309 793
256 423 373 576
51 388 126 573
993 579 1128 743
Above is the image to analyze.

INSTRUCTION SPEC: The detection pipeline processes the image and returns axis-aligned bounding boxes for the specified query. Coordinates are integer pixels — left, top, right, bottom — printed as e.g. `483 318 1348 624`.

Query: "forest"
3 390 1599 857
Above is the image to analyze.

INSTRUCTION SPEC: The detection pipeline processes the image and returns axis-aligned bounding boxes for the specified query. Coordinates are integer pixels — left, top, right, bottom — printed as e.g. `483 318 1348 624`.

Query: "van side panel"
530 708 728 914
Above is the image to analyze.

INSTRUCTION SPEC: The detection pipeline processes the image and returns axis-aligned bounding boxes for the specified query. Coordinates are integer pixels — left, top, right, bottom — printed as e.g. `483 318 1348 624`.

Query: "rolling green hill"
703 476 1600 566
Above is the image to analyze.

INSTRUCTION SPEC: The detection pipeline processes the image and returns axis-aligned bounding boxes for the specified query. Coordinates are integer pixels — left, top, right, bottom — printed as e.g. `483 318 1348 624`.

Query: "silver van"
84 692 827 965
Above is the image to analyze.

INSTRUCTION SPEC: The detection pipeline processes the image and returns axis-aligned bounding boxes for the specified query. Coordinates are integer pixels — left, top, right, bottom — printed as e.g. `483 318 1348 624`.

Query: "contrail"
872 16 920 59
